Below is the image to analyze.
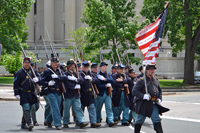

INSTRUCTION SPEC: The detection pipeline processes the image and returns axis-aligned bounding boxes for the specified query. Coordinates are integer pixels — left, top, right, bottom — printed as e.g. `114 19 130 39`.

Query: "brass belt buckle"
27 90 31 93
121 88 124 90
89 88 92 91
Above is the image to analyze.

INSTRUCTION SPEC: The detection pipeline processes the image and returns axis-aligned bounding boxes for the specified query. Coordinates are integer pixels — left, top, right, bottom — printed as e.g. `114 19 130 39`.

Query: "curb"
0 97 45 101
0 84 13 87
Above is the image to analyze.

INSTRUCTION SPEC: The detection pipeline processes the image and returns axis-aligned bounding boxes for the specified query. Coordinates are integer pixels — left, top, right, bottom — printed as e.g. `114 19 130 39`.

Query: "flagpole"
143 66 151 100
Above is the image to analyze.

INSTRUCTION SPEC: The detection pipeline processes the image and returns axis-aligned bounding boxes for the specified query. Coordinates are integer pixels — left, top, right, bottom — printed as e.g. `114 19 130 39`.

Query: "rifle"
99 48 112 96
40 36 50 61
45 27 66 93
15 32 41 94
125 50 130 66
116 49 130 95
75 45 99 95
34 43 37 70
111 52 115 66
72 45 80 94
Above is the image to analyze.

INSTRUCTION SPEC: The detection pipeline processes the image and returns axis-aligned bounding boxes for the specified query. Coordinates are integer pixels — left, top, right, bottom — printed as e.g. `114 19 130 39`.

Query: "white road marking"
161 116 200 123
163 101 200 105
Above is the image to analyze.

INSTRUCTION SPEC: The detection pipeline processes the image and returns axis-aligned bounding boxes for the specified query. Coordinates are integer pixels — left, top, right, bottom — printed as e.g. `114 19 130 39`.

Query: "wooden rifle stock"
89 72 99 95
93 83 99 95
106 72 112 96
123 74 130 95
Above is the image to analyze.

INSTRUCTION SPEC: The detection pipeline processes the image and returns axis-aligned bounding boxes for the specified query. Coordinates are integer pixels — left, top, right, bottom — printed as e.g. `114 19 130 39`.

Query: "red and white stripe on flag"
135 18 161 65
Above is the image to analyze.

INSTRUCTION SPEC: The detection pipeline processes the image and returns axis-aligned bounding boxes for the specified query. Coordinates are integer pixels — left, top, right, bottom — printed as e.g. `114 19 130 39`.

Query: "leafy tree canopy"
0 0 34 54
81 0 149 65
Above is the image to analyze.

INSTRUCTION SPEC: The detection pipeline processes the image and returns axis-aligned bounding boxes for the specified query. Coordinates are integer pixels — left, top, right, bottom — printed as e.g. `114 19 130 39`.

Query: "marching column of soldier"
13 37 169 132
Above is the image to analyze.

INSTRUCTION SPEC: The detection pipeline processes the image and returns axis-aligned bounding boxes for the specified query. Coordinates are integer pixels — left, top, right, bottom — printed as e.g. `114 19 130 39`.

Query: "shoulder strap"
22 67 35 88
48 68 57 75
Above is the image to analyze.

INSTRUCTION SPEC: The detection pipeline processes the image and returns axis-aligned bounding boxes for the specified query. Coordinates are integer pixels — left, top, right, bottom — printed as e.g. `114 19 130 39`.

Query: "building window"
172 54 177 57
34 0 37 14
131 53 135 57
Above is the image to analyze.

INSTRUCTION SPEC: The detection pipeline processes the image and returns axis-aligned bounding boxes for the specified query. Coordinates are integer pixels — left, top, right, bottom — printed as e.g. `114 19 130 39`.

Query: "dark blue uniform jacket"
112 73 131 107
64 70 83 99
14 67 41 105
41 67 65 96
96 71 114 97
79 71 99 106
132 76 162 117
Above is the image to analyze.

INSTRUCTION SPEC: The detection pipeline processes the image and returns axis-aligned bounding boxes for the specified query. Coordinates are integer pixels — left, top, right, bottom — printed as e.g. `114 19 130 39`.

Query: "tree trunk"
183 41 195 84
183 0 195 84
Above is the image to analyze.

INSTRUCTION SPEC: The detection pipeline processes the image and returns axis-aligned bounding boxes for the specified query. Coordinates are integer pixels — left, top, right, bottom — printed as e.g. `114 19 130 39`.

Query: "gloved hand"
33 77 39 83
106 83 112 87
75 84 81 89
68 75 77 81
98 75 105 81
84 75 92 80
15 95 20 99
51 74 58 79
157 98 162 104
48 80 55 86
143 94 150 100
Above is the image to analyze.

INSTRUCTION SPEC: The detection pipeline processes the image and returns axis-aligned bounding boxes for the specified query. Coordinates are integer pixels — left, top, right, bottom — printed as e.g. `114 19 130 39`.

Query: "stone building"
23 0 198 78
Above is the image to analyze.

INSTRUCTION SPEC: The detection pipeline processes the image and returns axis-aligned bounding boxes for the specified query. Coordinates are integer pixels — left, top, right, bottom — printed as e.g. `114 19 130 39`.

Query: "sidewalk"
1 84 200 101
0 84 44 101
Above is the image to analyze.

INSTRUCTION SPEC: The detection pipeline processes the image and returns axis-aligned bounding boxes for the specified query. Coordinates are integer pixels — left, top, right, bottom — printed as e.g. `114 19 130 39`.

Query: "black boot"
154 122 163 133
134 124 142 133
21 116 28 129
24 110 34 131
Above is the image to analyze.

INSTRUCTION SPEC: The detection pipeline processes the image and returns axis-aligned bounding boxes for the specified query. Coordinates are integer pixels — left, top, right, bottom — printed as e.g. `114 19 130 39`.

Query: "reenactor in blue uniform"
127 69 137 124
137 66 143 79
77 61 82 72
60 63 67 72
111 65 117 76
111 64 131 126
62 60 89 128
96 62 117 127
132 64 169 133
13 57 41 131
79 61 101 128
125 65 130 75
40 61 51 126
41 57 65 130
91 63 98 76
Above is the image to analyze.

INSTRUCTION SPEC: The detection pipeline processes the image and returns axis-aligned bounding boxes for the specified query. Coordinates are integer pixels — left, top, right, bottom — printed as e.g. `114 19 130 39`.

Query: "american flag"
136 5 169 65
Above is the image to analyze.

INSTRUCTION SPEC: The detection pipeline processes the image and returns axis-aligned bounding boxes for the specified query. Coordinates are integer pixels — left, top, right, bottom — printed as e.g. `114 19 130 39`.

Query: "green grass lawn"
0 77 14 84
159 79 187 87
0 77 193 87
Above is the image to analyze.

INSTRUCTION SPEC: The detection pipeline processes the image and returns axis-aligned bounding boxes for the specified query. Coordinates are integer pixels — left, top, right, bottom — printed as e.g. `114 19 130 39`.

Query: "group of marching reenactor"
14 56 168 133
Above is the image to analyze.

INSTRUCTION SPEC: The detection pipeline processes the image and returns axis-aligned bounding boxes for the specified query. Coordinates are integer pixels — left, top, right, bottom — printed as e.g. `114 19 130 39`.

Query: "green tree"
0 0 34 54
26 51 42 64
140 0 200 84
62 27 99 62
1 52 23 74
81 0 148 65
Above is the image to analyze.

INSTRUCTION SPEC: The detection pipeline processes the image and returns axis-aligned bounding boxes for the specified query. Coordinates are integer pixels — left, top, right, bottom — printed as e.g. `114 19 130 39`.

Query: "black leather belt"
82 88 92 92
20 88 33 93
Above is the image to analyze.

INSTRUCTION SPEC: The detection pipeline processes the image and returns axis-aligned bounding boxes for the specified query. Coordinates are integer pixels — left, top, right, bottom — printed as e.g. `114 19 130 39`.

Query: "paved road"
0 92 200 133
